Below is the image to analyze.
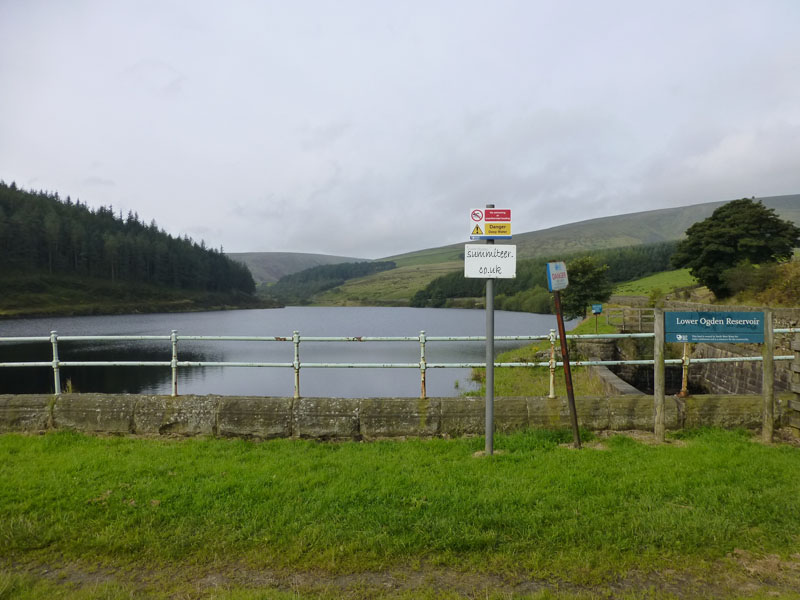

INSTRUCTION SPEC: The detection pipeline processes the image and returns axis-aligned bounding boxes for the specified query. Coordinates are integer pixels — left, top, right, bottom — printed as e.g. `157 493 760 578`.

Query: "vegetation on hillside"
0 181 256 295
672 198 800 298
613 268 697 296
411 241 676 312
313 261 462 306
723 260 800 307
263 260 396 305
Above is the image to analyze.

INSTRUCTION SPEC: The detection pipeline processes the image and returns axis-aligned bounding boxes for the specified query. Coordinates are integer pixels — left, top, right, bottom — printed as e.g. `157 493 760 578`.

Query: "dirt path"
5 551 800 599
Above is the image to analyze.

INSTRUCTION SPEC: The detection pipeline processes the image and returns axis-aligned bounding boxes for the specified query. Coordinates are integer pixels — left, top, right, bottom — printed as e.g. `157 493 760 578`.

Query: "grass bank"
469 317 618 397
612 268 696 296
2 428 799 598
0 273 274 319
312 262 462 306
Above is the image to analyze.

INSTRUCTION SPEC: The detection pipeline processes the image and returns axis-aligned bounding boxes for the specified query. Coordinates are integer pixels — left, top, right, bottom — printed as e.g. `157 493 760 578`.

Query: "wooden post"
762 310 774 443
653 308 665 442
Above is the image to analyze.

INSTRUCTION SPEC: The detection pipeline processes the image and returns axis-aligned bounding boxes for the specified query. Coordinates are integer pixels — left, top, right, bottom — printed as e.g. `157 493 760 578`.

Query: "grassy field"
613 268 697 296
313 262 462 305
468 317 618 397
2 428 799 599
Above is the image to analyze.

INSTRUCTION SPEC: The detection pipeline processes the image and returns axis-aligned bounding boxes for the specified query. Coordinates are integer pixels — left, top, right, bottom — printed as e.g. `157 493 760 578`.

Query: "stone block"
440 397 484 435
53 393 136 433
494 397 529 432
359 398 440 438
608 395 655 430
293 397 360 439
133 395 218 436
217 396 292 439
682 395 762 429
0 395 51 432
527 396 570 428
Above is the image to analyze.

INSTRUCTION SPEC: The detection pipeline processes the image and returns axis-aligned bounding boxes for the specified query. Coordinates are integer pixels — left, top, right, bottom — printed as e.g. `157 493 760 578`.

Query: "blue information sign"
664 311 764 343
591 304 602 315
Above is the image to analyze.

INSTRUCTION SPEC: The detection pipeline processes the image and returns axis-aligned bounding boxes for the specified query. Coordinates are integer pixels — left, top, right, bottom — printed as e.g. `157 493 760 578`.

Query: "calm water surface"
0 307 575 397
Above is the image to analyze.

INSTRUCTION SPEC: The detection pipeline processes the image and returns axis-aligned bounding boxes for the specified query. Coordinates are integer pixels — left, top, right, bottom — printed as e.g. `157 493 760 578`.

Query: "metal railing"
0 328 796 398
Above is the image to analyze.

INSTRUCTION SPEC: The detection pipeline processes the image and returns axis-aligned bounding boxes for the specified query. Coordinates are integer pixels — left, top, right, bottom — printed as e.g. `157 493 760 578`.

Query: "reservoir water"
0 307 575 397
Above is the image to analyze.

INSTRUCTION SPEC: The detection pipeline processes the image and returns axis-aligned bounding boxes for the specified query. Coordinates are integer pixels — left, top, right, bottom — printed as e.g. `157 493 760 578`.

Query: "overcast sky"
2 1 799 258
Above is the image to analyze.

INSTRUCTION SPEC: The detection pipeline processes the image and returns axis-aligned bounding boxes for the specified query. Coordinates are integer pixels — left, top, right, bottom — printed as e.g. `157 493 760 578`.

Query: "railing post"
50 331 61 394
678 342 690 397
762 310 774 443
293 331 301 399
170 330 178 396
653 309 665 442
418 330 427 399
548 329 557 399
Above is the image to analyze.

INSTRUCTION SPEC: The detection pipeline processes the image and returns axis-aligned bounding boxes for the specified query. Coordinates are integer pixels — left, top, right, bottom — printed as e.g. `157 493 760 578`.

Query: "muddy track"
4 551 800 599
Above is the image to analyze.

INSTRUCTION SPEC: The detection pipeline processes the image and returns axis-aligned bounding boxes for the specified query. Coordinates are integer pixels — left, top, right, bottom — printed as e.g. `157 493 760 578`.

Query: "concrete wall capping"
0 393 788 439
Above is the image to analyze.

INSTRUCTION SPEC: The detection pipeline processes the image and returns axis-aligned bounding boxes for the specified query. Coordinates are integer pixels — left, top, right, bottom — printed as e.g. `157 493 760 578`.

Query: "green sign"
665 311 764 343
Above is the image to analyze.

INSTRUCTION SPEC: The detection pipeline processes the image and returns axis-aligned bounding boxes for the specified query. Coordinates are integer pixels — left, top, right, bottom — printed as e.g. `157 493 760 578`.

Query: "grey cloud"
82 176 116 187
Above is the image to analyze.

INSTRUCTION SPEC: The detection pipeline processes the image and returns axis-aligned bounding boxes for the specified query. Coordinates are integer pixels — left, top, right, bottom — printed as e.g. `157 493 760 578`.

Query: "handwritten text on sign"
464 244 517 279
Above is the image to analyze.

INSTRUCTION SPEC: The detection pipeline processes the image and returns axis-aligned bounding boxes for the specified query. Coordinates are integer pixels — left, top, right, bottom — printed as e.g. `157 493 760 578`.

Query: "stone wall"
789 334 800 435
688 343 793 395
0 393 788 439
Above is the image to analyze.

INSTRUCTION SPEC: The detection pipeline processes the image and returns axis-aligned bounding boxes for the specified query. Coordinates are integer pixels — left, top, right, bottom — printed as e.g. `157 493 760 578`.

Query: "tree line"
0 181 255 294
411 241 678 317
265 260 396 304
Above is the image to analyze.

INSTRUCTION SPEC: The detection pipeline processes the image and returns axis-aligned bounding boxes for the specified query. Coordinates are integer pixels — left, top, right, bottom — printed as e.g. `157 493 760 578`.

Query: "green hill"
323 195 800 305
384 194 800 266
227 252 366 284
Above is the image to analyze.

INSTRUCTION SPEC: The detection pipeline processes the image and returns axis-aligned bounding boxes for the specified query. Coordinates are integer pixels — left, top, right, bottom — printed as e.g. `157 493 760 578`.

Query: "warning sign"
470 207 511 240
486 223 510 236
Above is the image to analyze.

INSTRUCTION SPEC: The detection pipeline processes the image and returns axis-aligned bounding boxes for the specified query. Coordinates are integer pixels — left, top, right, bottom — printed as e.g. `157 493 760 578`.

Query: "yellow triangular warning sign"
472 224 483 235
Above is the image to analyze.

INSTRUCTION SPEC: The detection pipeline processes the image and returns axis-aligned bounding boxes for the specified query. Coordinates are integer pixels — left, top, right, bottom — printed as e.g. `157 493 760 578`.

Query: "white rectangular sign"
464 244 517 279
546 261 569 291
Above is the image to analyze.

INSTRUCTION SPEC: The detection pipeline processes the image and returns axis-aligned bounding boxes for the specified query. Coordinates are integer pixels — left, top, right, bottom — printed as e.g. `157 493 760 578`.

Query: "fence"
605 307 655 332
0 327 795 400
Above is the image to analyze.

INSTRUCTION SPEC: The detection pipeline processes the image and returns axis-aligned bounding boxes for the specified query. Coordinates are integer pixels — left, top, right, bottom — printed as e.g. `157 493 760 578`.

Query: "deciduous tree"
671 199 800 298
560 256 613 319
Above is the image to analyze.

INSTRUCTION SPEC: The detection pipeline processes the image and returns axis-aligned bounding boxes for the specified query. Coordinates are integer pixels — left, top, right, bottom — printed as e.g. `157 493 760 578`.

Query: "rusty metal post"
50 331 61 394
548 329 557 399
170 330 178 396
419 330 427 399
293 330 301 399
553 291 581 449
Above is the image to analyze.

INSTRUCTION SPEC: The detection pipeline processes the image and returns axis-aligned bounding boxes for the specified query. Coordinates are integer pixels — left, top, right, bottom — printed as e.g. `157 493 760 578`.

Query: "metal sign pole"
553 291 581 449
485 204 495 456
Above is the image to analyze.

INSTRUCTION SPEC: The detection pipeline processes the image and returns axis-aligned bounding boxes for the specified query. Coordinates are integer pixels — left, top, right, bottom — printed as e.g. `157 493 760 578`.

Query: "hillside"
384 194 800 266
0 182 263 317
227 252 366 284
319 195 800 305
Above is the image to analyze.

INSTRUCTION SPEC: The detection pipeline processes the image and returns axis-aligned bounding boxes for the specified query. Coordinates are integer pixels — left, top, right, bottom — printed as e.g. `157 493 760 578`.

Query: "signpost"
465 205 515 455
546 261 581 449
592 304 602 334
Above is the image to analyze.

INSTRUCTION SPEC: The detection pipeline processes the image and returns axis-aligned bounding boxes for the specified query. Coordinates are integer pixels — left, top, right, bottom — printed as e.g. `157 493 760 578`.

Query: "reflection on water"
0 341 213 394
0 307 575 397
